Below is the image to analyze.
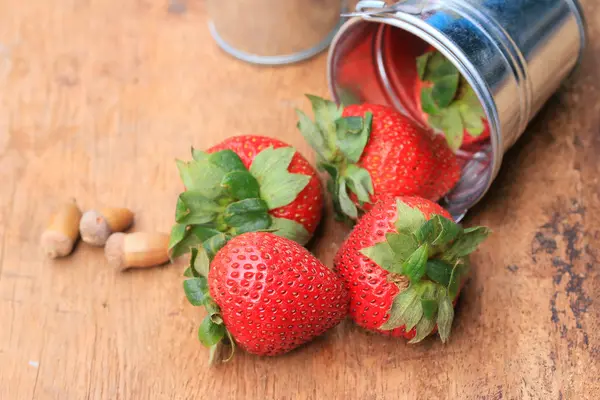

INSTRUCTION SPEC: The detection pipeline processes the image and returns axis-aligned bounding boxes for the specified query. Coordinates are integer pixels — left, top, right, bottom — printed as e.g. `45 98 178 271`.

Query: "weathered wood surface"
0 1 599 399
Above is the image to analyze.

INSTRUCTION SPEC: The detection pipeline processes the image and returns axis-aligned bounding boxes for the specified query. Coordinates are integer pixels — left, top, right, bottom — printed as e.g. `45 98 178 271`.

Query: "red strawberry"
208 136 323 235
414 49 491 150
334 196 490 342
169 135 323 259
296 96 460 221
183 232 349 361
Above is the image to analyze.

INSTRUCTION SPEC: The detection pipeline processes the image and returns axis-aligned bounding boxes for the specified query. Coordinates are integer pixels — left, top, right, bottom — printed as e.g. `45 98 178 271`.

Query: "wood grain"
0 1 599 399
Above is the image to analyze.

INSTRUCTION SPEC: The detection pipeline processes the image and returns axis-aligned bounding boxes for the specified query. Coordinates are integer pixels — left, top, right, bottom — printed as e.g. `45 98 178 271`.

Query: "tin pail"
328 0 587 218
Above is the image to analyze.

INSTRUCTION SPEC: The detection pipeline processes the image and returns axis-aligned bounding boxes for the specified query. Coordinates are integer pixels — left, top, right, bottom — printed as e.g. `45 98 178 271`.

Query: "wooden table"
1 1 599 399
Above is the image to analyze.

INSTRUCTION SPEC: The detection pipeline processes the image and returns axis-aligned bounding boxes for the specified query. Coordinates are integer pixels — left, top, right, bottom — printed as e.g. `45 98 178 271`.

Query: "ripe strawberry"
296 96 460 221
415 49 491 150
169 135 323 259
183 232 349 361
334 196 490 343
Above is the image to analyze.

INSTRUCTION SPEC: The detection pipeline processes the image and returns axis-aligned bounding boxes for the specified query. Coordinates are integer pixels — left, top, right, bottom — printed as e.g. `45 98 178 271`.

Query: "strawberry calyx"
360 198 491 343
183 245 235 364
296 95 374 221
169 146 312 259
417 50 487 151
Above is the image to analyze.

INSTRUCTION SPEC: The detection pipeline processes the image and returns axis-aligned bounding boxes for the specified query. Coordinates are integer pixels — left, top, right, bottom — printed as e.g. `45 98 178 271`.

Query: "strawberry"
334 196 490 343
183 232 349 361
169 135 323 259
415 49 491 150
296 96 460 221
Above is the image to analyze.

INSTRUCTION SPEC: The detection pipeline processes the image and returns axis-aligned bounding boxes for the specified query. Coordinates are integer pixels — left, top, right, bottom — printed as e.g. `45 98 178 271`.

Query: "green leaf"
416 52 432 80
403 294 424 331
335 112 372 163
379 286 419 330
431 73 460 108
408 314 436 344
386 233 418 262
424 51 458 82
183 277 208 306
176 159 196 190
250 147 295 180
208 149 246 173
447 261 468 300
191 147 208 161
421 298 439 320
270 217 311 245
193 247 211 277
344 164 373 204
428 114 445 131
430 215 461 246
176 159 226 200
414 218 436 244
401 244 429 282
320 162 339 182
414 215 460 246
296 109 328 161
250 147 310 210
320 162 345 219
221 170 260 200
306 94 343 152
190 225 222 242
169 227 201 259
223 198 268 217
425 259 454 286
440 106 465 151
394 199 426 234
460 83 486 116
168 223 187 252
421 87 441 116
447 226 491 258
460 103 485 137
198 315 225 347
338 178 358 219
360 241 395 271
437 294 455 343
224 198 271 235
203 233 230 260
341 116 363 133
261 173 311 210
183 267 194 277
176 192 220 225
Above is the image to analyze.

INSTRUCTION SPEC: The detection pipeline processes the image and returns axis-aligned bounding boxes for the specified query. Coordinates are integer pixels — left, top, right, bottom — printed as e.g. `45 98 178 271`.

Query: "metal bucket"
206 0 348 65
327 0 587 218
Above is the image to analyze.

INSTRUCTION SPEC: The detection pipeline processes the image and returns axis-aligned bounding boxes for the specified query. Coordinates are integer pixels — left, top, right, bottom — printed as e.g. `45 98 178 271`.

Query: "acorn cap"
80 210 111 246
41 230 75 259
105 232 126 269
106 232 169 271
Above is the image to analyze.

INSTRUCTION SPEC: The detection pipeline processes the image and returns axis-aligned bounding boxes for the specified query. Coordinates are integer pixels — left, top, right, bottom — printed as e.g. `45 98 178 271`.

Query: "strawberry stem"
296 95 374 221
361 198 491 343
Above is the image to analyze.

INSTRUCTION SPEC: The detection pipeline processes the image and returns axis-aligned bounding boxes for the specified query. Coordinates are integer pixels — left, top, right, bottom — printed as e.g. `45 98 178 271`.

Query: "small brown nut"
105 232 170 271
79 207 134 246
41 200 83 258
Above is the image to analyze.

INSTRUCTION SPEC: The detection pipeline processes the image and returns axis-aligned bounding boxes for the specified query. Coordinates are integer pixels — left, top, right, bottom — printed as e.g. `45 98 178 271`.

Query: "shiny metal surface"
206 0 347 65
328 0 586 218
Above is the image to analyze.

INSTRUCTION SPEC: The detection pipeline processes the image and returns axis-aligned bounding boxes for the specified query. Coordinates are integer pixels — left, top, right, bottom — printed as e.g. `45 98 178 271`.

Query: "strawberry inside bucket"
328 20 495 218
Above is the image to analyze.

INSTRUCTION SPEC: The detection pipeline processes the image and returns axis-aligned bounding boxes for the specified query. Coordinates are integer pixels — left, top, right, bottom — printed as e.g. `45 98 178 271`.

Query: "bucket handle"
343 0 427 17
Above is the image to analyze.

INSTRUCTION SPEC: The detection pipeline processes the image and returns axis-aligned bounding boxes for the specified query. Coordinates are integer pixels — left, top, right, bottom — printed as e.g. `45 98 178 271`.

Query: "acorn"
41 200 83 258
79 207 134 246
105 232 170 271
